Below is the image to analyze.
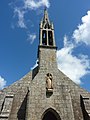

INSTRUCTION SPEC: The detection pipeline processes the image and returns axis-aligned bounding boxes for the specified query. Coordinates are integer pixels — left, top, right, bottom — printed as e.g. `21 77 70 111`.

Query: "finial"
44 6 47 11
44 6 48 15
43 6 49 22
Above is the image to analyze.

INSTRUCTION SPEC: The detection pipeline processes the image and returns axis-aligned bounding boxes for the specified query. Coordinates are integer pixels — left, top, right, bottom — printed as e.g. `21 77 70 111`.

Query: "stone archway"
42 108 61 120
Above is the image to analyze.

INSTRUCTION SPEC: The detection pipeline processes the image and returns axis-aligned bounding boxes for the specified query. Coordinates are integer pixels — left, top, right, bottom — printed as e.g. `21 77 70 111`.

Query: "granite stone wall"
0 47 90 120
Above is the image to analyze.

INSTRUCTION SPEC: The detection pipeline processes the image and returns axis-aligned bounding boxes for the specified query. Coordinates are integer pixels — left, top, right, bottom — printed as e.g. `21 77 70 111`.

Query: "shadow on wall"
17 91 29 120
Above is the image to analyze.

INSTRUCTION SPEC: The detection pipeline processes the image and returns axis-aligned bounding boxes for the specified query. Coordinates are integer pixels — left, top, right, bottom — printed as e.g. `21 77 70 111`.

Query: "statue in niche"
46 73 53 90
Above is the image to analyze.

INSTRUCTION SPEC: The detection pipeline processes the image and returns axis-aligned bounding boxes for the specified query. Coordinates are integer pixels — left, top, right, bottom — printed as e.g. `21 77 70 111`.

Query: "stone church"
0 9 90 120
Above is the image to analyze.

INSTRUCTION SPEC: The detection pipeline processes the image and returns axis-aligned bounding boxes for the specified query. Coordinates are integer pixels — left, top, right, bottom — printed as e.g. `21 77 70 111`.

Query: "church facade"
0 9 90 120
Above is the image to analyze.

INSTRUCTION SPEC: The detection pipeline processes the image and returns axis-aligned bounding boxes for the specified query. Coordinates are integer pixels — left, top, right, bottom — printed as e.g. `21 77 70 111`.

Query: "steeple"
38 9 57 71
39 8 56 47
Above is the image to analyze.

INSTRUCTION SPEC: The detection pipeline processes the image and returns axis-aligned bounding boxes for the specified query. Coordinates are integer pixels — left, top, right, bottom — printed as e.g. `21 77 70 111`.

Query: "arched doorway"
42 108 61 120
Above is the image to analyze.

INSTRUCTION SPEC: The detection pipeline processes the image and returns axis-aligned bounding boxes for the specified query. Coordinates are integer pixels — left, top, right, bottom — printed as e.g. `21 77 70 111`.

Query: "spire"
43 7 49 23
39 9 56 47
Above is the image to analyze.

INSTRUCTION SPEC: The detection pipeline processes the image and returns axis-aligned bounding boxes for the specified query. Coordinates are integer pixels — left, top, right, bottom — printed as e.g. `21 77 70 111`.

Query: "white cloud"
13 0 50 28
57 36 90 84
12 0 50 44
31 59 38 70
27 33 36 44
73 11 90 45
14 8 27 28
24 0 50 10
0 76 6 89
57 11 90 84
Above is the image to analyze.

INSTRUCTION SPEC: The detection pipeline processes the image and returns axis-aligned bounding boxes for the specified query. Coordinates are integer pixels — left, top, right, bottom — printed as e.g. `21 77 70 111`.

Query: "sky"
0 0 90 91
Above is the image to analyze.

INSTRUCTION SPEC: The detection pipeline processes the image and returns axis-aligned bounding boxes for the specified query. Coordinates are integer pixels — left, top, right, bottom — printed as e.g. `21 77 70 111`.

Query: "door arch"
42 108 61 120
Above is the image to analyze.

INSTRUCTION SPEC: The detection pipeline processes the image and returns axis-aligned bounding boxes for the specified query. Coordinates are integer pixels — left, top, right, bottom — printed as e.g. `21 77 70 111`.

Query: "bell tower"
39 8 56 47
38 8 57 71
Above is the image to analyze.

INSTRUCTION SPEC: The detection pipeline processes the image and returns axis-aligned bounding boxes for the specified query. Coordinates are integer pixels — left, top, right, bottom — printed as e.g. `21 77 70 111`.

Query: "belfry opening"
42 30 47 45
48 31 53 45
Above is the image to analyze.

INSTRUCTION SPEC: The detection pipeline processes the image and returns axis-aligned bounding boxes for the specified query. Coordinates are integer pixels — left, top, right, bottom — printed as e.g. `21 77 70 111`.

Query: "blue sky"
0 0 90 91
